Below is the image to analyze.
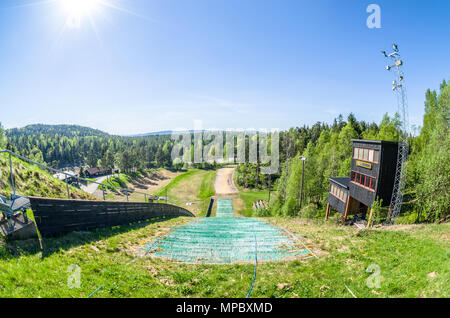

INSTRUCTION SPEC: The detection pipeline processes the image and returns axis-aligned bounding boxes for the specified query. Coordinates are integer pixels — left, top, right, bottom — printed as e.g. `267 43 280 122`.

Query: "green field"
0 166 448 298
0 216 447 297
237 190 271 217
154 169 216 216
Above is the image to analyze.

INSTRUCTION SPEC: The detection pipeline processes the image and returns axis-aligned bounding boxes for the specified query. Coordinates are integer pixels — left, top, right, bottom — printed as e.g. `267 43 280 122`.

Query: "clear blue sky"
0 0 449 135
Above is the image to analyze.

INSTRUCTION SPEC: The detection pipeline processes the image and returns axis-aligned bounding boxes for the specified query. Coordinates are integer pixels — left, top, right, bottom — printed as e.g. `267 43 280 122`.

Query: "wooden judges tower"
325 139 399 226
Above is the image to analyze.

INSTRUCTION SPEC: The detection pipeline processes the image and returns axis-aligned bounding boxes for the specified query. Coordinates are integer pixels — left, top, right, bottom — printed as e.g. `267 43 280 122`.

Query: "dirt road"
81 175 111 194
214 167 239 195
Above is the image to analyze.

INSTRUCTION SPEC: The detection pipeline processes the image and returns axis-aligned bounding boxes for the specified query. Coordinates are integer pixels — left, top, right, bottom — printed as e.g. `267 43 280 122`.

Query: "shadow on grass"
1 216 178 260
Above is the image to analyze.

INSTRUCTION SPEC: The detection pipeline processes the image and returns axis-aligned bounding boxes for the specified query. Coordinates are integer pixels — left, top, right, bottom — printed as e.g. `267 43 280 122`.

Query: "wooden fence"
29 197 194 237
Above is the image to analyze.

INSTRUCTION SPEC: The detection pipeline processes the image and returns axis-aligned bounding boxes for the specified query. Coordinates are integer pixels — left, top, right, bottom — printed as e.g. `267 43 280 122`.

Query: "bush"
298 204 317 219
281 197 299 217
255 207 272 217
269 197 283 216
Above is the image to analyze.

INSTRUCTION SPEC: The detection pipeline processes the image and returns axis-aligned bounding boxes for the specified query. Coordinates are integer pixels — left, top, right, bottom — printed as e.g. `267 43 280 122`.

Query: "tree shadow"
1 216 178 260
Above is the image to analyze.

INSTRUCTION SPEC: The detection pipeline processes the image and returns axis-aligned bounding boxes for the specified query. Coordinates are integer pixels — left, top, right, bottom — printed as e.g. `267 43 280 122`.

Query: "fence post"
144 193 147 202
9 153 16 195
103 189 106 201
126 191 129 202
65 179 70 199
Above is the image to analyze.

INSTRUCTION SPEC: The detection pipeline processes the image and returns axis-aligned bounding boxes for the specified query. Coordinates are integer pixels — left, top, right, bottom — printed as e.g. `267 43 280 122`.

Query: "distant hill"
126 130 205 137
4 123 173 170
6 124 110 139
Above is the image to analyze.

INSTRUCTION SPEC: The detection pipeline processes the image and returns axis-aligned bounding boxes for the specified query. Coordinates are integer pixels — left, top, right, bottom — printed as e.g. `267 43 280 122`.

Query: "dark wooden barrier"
29 197 194 237
206 198 214 217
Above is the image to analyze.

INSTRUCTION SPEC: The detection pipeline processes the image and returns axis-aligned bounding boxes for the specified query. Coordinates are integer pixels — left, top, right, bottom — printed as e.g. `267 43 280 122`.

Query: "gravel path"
214 168 239 195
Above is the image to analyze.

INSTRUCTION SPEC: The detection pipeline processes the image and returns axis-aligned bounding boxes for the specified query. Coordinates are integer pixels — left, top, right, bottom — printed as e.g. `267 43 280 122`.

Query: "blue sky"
0 0 449 135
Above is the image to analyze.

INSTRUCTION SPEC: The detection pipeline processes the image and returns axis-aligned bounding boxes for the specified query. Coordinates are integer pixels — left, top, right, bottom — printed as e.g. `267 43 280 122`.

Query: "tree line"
236 80 449 223
4 125 174 172
1 80 448 223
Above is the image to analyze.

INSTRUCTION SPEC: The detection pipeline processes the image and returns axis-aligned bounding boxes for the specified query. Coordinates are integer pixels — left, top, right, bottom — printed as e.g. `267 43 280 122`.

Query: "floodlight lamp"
393 44 398 51
395 60 403 66
298 156 307 161
381 50 387 57
386 65 391 70
399 76 404 81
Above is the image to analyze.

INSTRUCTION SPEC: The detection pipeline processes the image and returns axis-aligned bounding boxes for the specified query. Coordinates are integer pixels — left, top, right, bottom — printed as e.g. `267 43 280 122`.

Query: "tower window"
353 147 380 163
350 171 376 192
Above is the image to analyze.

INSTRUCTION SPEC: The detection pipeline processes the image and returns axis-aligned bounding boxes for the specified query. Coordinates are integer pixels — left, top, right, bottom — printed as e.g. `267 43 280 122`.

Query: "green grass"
154 169 198 197
238 190 270 217
0 153 96 200
154 169 217 216
101 172 144 190
198 170 216 199
0 217 447 298
1 163 447 298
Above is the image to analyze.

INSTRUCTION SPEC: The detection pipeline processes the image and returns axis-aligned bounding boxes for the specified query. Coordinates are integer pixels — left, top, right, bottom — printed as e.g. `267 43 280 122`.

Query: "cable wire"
246 232 258 298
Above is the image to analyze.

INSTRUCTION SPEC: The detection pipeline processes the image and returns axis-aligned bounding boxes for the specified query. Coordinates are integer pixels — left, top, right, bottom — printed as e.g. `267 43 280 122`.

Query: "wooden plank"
366 208 374 229
29 197 194 237
325 203 330 220
343 196 351 222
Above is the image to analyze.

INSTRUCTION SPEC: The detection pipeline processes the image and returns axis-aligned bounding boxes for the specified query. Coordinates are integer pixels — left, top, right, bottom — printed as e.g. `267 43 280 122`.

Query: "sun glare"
60 0 100 28
61 0 99 15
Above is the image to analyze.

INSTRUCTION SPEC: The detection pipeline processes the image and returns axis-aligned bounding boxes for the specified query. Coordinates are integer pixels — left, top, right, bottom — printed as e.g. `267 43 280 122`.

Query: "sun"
61 0 99 15
60 0 100 28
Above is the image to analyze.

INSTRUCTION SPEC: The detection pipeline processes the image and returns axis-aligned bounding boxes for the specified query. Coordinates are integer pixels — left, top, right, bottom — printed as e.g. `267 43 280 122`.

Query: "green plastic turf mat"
215 198 234 218
144 199 311 263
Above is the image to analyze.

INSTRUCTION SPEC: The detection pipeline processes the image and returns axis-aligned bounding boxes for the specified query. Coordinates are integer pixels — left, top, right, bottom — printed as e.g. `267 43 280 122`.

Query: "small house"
85 167 112 178
326 139 398 222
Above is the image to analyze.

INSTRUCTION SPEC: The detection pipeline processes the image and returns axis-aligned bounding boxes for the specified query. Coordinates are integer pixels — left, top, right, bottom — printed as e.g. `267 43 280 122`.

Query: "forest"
3 124 174 172
236 80 449 223
0 81 448 224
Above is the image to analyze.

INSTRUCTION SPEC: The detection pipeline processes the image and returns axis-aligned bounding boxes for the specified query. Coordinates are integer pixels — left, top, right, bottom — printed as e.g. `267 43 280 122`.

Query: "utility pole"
382 44 409 224
298 156 307 210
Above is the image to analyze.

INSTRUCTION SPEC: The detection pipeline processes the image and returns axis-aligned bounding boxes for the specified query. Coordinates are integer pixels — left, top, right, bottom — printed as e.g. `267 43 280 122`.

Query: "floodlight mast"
382 44 410 224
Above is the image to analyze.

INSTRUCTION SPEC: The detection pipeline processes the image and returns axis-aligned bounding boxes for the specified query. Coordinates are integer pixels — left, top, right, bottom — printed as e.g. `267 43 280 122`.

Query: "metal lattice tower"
382 44 409 224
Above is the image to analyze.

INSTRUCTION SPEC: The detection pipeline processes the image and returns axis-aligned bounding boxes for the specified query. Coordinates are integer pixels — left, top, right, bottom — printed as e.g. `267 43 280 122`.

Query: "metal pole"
65 179 70 199
144 193 147 202
126 191 129 202
103 189 106 201
300 160 305 210
165 188 168 203
9 153 16 195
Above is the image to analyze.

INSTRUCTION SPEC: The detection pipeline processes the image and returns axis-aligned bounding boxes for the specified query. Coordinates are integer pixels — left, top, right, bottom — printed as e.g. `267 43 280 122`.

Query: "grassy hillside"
236 190 270 217
0 153 96 200
0 164 447 298
100 169 172 202
154 169 217 216
0 217 447 298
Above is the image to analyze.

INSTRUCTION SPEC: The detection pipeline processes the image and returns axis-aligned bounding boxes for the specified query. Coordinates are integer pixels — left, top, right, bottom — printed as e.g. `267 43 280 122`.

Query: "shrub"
299 204 317 219
281 197 299 217
255 207 272 217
